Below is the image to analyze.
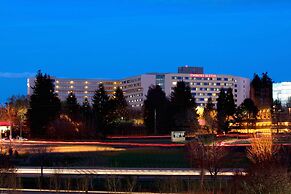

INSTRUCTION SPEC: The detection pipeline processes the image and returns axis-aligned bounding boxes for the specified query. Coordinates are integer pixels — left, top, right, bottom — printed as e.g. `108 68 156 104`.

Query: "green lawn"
15 147 190 168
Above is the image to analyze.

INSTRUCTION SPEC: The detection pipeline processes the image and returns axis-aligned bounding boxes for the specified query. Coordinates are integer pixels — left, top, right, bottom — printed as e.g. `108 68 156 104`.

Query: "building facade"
27 66 250 108
273 82 291 105
27 78 120 104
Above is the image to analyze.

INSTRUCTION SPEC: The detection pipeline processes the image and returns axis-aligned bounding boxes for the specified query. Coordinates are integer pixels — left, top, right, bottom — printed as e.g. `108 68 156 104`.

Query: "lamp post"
154 109 157 135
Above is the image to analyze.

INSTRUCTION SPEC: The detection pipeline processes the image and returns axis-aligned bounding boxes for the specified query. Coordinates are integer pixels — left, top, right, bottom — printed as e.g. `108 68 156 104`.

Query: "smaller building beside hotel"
273 82 291 105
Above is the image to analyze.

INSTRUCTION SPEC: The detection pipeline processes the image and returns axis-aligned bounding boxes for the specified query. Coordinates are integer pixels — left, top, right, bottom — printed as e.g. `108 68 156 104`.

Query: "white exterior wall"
273 82 291 105
141 74 157 101
164 73 250 107
121 74 156 108
121 75 143 108
234 76 250 106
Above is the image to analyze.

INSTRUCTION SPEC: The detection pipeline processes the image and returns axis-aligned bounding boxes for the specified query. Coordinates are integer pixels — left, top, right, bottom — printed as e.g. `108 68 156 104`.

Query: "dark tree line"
144 82 199 134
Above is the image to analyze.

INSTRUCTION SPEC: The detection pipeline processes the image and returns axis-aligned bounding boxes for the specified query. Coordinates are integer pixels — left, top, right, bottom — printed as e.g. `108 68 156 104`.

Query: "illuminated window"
70 85 74 88
70 81 74 84
84 86 88 89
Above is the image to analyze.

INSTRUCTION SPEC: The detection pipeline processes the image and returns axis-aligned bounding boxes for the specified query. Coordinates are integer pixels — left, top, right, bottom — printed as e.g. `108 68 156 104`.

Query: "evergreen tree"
217 88 227 133
225 88 236 117
82 97 91 113
27 70 61 137
144 85 171 135
217 88 236 133
250 73 273 109
111 87 128 121
65 92 80 121
170 81 200 132
237 98 259 133
92 84 110 135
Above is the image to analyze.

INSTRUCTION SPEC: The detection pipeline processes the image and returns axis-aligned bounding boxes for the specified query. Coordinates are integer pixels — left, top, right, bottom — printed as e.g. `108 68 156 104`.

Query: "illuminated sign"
190 74 217 78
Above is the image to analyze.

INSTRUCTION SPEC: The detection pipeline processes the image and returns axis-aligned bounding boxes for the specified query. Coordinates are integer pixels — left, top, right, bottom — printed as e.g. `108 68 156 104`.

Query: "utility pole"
154 109 157 135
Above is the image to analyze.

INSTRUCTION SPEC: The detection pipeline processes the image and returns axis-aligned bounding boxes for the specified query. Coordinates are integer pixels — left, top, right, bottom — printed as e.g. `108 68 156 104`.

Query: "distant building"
273 82 291 105
0 121 11 139
27 66 250 108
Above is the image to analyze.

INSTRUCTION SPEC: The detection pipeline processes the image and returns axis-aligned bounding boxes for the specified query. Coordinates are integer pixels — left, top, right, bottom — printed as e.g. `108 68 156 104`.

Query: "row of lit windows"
56 86 116 91
195 98 238 103
171 76 234 82
172 82 234 87
55 80 119 85
193 93 217 97
131 104 143 108
122 83 141 89
124 88 142 93
191 88 220 92
122 78 141 84
126 93 143 98
128 99 143 103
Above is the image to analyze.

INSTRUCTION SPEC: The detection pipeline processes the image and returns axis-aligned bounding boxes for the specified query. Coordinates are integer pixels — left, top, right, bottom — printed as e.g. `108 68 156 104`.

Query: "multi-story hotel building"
27 66 250 108
27 78 121 104
273 82 291 105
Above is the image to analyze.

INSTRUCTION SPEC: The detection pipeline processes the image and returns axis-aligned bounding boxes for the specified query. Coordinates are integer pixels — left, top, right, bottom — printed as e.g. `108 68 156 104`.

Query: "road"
13 167 246 177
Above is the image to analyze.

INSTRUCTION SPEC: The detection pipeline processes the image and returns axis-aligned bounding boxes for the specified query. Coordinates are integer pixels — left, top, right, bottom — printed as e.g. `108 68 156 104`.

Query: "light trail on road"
3 140 185 148
5 139 291 148
15 167 246 177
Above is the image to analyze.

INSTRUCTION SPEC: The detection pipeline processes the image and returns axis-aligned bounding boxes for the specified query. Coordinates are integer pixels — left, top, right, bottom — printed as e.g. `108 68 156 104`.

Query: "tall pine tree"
144 85 171 135
111 87 128 121
65 92 80 121
217 88 236 133
92 84 110 135
27 70 61 137
170 81 200 132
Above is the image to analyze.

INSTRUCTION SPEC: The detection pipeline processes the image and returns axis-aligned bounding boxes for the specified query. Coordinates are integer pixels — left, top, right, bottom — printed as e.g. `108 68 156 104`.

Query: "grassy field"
12 145 252 169
14 147 190 168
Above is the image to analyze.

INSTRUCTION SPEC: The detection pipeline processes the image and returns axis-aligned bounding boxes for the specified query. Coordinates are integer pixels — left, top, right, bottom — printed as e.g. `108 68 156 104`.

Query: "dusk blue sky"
1 0 291 103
